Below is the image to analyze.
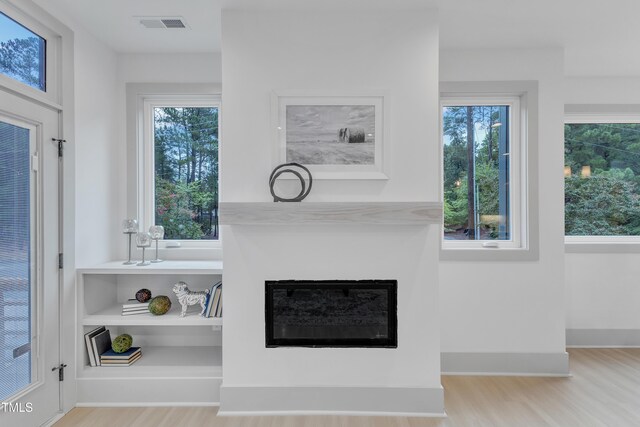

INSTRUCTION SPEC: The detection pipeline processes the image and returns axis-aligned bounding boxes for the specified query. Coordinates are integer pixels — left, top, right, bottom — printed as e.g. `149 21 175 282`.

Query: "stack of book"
204 281 223 318
122 301 149 316
84 326 143 367
84 326 112 367
100 347 142 366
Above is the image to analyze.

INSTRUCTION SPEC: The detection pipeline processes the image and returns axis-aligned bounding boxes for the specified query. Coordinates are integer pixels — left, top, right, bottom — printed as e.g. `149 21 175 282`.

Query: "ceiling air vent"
161 19 186 29
137 17 189 29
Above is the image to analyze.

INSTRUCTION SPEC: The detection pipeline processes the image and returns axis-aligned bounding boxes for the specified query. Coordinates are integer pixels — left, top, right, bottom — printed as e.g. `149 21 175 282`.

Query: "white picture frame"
271 91 390 180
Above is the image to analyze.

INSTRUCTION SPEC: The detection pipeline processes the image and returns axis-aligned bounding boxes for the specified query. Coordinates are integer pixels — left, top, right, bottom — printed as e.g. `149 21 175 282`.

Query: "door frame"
0 100 60 427
0 0 77 418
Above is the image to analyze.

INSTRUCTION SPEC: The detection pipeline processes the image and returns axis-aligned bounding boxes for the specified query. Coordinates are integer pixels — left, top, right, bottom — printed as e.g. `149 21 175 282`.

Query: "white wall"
565 77 640 343
118 53 221 84
71 21 121 267
48 20 223 265
566 253 640 331
117 52 222 260
219 18 439 202
39 0 121 267
565 77 640 105
439 49 568 369
31 2 119 411
220 8 443 414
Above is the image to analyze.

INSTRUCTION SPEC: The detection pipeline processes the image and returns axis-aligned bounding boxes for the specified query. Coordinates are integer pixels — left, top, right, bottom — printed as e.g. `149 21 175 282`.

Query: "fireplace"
265 280 397 348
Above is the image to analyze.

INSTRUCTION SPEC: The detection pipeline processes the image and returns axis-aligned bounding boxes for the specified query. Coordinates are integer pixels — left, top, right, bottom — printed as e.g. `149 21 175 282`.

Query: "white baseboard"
41 412 66 427
441 352 570 376
218 410 447 417
76 377 221 406
75 402 219 407
219 385 445 416
566 329 640 348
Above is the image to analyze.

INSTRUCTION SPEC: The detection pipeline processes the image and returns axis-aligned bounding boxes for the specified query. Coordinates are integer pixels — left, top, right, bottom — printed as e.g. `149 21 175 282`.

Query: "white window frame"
0 0 74 411
564 110 640 251
440 89 532 258
0 2 60 107
138 94 222 250
0 0 76 414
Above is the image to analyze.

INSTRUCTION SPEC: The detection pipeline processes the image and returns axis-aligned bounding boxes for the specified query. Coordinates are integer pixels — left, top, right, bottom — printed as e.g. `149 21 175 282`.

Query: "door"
0 91 61 427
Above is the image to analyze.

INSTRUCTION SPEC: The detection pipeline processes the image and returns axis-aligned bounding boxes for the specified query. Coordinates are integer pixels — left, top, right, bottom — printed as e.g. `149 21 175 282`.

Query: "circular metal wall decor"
269 163 313 202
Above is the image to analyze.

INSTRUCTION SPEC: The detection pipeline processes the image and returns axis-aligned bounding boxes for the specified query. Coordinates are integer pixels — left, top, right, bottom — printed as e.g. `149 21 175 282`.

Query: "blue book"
203 291 211 314
100 346 141 360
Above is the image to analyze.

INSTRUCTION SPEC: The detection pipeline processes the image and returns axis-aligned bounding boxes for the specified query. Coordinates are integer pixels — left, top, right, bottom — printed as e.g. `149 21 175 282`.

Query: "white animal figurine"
172 281 209 317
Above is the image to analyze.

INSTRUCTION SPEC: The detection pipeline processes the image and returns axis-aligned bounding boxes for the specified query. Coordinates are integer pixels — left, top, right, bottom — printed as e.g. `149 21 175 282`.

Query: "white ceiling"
33 0 222 54
32 0 640 76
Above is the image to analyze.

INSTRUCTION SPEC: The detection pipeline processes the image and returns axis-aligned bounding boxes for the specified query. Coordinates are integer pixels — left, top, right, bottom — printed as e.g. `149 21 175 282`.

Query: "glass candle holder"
122 219 138 265
136 232 152 266
149 225 165 263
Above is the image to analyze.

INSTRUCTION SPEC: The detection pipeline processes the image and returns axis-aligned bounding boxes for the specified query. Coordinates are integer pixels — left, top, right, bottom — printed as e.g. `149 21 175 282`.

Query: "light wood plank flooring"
55 348 640 427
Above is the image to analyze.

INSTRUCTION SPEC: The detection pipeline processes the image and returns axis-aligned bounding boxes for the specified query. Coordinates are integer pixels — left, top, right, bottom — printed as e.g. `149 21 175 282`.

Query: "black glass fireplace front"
265 280 397 348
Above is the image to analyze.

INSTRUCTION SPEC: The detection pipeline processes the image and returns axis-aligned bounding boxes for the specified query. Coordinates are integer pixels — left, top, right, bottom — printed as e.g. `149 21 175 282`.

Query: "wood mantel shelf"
219 202 442 225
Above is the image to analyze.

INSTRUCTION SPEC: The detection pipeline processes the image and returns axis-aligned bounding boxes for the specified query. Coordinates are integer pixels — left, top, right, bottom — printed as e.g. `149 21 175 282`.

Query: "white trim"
41 412 65 427
438 81 539 261
1 381 44 405
76 402 220 408
0 0 60 105
218 410 447 418
566 235 640 243
219 385 445 416
138 93 221 251
566 346 640 349
565 236 640 253
441 352 570 376
7 0 78 413
565 112 640 124
442 372 571 378
566 329 640 347
440 95 526 251
0 108 46 406
564 110 640 247
76 376 221 406
32 117 42 401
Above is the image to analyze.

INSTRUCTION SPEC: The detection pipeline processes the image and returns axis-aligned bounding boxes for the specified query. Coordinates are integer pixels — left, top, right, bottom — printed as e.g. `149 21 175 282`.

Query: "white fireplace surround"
219 7 442 416
219 201 444 415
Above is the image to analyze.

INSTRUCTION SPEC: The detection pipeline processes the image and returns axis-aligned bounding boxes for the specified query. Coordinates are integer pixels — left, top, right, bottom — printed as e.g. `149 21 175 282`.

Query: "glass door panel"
0 120 33 401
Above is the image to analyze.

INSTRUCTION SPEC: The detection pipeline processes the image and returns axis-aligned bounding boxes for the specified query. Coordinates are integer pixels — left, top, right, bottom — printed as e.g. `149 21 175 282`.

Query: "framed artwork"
272 92 389 179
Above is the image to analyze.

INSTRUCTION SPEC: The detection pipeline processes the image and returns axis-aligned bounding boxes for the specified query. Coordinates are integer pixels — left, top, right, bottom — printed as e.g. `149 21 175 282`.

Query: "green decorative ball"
135 288 152 303
148 295 172 315
112 334 133 353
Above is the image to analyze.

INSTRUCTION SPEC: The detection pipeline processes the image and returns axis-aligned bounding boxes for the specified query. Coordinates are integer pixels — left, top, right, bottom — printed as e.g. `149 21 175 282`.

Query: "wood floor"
55 348 640 427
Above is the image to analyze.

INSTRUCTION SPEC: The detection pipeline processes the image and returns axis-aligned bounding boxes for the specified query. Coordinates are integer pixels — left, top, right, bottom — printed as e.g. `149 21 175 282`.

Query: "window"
565 115 640 240
441 94 527 251
141 96 220 241
0 119 32 401
0 12 46 91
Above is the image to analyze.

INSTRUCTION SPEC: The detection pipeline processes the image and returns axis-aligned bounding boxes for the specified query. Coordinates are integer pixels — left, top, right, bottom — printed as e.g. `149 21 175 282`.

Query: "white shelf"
77 260 223 275
80 346 222 379
83 305 222 326
219 201 443 225
76 261 223 405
